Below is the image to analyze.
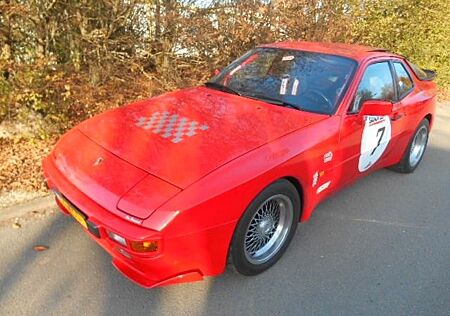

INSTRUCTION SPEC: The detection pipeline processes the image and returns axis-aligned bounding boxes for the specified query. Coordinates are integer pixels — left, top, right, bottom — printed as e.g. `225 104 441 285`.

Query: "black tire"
230 179 301 276
390 119 430 173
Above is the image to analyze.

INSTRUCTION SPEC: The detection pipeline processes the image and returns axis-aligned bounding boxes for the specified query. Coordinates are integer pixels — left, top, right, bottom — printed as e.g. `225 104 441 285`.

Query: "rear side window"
393 62 414 98
351 62 395 112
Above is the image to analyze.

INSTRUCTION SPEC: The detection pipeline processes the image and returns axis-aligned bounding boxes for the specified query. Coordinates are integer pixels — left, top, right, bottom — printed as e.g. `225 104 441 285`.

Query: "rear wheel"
391 119 429 173
230 180 300 275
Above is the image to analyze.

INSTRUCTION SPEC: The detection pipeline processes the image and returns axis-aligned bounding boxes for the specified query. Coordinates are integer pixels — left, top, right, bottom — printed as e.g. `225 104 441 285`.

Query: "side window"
351 62 395 112
393 62 414 98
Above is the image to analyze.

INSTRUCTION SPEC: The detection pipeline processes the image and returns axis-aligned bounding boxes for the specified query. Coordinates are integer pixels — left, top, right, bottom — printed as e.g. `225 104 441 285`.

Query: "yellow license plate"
57 194 88 229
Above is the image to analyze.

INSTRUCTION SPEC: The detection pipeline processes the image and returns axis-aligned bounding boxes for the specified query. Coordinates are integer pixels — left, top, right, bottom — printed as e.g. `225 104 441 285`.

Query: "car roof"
259 41 398 61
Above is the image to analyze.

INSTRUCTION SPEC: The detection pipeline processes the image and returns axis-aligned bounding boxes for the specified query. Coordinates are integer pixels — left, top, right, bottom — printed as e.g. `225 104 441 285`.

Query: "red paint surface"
43 42 437 288
78 87 325 189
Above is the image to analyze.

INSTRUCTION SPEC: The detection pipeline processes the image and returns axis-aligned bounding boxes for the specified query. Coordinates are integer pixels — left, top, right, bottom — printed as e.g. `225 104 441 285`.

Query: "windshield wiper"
243 94 301 110
204 82 241 96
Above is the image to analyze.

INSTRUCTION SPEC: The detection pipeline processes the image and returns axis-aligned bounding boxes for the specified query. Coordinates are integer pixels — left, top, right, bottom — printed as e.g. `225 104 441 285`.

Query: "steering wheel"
303 89 333 112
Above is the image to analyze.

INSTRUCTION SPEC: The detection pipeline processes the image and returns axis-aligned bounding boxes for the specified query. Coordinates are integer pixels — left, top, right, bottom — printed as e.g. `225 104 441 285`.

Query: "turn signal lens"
130 240 159 253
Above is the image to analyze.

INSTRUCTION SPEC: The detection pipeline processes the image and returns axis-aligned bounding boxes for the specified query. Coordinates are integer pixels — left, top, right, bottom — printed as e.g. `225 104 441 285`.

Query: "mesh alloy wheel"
243 194 294 265
230 179 300 276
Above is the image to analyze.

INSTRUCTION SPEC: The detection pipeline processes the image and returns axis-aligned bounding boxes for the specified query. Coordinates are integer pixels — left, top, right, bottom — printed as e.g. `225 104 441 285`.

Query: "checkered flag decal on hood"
135 111 209 143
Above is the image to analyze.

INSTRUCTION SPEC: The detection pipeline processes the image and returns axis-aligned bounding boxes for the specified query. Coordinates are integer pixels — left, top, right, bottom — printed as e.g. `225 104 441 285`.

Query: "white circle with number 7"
358 115 392 172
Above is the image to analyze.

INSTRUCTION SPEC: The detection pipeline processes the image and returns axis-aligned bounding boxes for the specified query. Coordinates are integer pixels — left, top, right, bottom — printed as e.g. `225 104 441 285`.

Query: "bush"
349 0 450 93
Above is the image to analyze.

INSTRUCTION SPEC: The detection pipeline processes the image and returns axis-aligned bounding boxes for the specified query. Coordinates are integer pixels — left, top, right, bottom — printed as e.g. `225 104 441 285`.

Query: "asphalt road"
1 103 449 316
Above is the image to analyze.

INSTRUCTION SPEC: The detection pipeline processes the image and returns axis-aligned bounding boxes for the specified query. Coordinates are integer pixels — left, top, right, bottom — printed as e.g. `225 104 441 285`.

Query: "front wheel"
391 119 430 173
230 180 300 276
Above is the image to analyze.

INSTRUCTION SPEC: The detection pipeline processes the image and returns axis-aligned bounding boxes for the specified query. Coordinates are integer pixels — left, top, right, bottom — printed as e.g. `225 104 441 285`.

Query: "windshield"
207 48 357 114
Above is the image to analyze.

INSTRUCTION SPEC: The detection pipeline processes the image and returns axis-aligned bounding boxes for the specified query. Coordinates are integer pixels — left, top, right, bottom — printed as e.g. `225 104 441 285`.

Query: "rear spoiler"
422 69 437 81
406 60 437 81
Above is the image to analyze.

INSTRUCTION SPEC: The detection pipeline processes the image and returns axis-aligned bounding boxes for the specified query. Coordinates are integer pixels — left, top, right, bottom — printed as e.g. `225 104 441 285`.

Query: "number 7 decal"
371 127 386 155
359 116 392 172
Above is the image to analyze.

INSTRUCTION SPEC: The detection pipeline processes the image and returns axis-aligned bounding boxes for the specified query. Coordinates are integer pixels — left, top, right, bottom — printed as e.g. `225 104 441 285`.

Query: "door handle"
391 113 403 121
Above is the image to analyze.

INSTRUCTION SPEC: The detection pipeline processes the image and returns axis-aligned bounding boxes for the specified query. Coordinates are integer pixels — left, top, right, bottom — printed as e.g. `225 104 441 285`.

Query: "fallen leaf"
12 222 21 229
33 245 49 252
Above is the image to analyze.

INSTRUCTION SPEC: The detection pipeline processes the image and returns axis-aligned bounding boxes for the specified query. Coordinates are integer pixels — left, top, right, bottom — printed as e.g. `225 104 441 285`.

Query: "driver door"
337 60 406 185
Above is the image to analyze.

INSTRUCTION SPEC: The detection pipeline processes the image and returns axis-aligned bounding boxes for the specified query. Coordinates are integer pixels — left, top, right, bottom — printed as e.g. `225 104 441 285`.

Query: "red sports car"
43 42 437 288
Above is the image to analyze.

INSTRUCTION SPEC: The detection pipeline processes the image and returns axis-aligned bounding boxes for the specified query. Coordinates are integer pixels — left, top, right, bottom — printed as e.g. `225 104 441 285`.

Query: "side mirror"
359 100 393 116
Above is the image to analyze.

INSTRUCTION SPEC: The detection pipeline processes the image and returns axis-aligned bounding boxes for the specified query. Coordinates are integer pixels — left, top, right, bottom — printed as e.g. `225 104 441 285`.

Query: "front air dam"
112 259 204 288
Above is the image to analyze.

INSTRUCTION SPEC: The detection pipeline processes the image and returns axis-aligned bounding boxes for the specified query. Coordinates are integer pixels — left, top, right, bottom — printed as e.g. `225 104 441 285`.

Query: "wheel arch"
228 176 303 274
424 113 432 126
226 176 304 264
283 176 304 222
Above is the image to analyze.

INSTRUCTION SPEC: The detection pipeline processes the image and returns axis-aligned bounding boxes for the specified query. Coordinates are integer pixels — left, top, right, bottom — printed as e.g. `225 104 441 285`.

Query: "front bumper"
43 156 205 288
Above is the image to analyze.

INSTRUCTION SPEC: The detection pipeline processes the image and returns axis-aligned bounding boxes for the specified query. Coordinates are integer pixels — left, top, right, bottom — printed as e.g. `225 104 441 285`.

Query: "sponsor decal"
312 171 319 188
323 151 333 163
292 78 300 95
367 116 385 126
280 77 289 95
316 181 331 194
312 170 326 188
282 55 295 61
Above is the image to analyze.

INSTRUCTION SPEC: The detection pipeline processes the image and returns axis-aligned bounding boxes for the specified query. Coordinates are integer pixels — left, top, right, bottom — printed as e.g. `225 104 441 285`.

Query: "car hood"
50 129 181 220
78 86 325 189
